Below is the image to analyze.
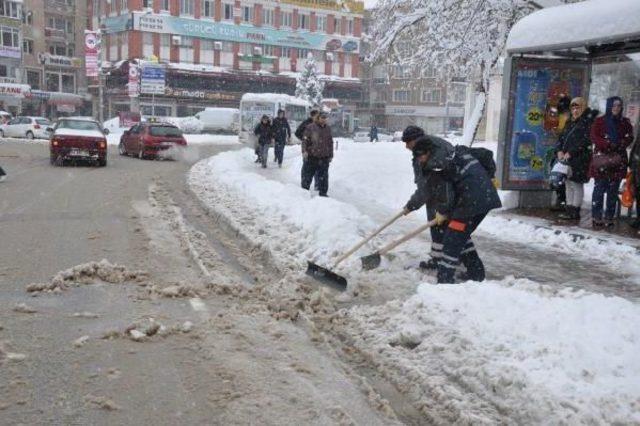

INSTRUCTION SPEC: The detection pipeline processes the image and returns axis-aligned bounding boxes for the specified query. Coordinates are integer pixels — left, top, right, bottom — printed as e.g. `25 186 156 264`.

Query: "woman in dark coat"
589 96 634 228
554 97 598 220
253 115 274 169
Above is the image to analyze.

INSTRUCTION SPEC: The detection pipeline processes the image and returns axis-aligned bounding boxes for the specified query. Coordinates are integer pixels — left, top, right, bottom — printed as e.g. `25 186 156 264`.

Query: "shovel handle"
377 220 438 256
333 210 405 268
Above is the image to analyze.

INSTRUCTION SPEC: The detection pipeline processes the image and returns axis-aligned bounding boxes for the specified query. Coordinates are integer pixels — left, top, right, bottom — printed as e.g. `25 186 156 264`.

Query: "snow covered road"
189 140 640 423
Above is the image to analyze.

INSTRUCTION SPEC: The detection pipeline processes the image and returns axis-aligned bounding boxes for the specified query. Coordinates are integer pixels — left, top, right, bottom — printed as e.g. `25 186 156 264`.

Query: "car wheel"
138 145 145 160
118 142 127 156
26 131 34 140
98 157 107 167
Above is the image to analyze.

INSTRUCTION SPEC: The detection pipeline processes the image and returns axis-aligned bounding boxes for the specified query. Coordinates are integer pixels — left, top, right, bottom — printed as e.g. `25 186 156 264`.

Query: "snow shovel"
361 219 437 271
306 210 406 290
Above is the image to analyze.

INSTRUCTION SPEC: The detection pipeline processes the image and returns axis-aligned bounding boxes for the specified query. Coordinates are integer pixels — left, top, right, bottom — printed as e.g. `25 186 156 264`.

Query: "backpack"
456 146 497 178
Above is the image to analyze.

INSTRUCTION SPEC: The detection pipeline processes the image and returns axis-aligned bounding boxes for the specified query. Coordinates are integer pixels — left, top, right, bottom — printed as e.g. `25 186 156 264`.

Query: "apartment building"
91 0 364 119
0 0 25 114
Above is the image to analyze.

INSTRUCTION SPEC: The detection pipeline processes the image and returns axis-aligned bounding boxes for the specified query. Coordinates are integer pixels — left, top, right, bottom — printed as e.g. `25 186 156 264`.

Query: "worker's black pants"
437 214 486 284
301 157 330 196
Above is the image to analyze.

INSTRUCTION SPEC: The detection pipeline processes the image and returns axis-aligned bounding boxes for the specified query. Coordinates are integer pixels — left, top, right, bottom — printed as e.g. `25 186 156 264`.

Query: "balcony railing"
44 27 73 39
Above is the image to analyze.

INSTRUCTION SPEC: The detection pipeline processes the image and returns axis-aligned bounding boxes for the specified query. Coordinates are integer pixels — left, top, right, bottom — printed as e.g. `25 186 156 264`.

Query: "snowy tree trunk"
462 91 486 147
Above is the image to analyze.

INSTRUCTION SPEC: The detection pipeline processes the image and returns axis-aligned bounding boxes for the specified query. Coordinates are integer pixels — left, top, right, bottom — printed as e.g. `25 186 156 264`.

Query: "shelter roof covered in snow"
506 0 640 54
240 93 311 107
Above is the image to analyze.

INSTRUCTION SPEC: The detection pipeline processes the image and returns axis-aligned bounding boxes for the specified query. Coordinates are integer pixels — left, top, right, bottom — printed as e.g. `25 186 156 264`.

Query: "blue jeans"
591 179 620 221
258 144 269 168
274 140 285 165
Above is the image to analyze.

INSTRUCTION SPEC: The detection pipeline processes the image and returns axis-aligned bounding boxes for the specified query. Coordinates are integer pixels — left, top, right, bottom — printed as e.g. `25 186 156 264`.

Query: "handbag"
621 171 634 208
591 151 623 171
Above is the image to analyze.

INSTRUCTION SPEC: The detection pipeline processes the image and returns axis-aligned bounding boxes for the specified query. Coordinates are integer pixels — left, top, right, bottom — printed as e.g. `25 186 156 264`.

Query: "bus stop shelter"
497 0 640 208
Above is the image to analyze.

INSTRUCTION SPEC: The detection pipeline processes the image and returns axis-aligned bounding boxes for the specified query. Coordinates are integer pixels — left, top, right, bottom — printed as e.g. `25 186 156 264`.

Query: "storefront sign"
385 105 464 118
132 12 360 53
0 77 17 84
140 64 166 95
101 13 132 34
39 53 81 68
0 16 21 28
502 57 590 190
165 86 237 101
128 63 139 97
0 46 20 59
0 83 30 98
85 31 100 78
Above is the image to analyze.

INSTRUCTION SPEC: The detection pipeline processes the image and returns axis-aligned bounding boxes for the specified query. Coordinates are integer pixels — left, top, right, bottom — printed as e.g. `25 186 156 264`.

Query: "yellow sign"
530 156 543 171
526 107 543 127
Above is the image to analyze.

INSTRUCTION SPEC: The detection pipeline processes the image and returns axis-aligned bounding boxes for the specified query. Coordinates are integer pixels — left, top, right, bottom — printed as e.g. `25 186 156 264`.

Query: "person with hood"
301 112 333 197
589 96 634 228
554 97 598 221
296 109 320 187
401 126 444 270
405 136 502 284
272 109 291 168
254 115 274 168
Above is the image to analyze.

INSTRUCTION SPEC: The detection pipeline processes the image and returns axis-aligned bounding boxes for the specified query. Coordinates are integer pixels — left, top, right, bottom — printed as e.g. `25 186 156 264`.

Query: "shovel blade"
360 252 382 271
306 261 348 291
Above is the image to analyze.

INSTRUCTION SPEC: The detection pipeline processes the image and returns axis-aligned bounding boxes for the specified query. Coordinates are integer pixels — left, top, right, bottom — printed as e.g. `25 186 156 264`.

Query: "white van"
194 108 239 133
239 93 310 144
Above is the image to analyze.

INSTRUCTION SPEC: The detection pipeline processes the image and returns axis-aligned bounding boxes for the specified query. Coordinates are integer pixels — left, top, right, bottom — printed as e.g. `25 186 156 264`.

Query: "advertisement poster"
140 64 166 95
85 31 99 78
502 58 590 190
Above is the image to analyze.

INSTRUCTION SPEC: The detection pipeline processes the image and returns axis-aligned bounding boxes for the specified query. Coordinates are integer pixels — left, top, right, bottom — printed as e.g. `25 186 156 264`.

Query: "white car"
0 116 52 139
353 131 371 143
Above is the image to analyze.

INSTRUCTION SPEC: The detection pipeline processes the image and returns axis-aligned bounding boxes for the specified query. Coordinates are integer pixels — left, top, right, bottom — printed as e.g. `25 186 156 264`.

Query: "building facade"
91 0 364 123
0 0 26 114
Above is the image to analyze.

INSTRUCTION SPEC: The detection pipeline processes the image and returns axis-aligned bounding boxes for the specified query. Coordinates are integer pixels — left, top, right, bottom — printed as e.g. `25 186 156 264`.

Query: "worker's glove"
492 178 499 189
435 212 448 226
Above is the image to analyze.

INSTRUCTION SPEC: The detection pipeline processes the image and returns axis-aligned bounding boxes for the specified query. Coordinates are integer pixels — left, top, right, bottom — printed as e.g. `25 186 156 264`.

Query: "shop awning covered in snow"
506 0 640 54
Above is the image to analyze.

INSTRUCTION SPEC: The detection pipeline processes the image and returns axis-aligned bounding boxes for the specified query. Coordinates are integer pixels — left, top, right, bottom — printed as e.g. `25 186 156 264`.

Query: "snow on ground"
188 138 640 422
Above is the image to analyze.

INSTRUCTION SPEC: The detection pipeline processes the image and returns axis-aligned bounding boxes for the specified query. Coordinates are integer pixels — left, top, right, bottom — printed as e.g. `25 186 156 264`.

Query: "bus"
239 93 310 144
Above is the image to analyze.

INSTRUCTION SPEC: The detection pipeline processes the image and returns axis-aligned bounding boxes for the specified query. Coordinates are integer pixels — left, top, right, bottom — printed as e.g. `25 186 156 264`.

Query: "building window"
120 0 127 11
334 17 341 34
299 14 309 30
161 0 169 11
27 70 40 89
347 19 354 35
0 64 7 77
317 15 326 32
449 82 467 104
180 0 193 15
262 45 274 56
421 88 442 103
422 67 436 78
25 11 32 25
61 74 75 93
0 1 21 19
242 6 252 23
223 3 233 20
142 0 150 8
393 90 410 103
0 26 19 49
47 17 73 34
22 39 33 54
391 65 411 79
160 34 170 46
280 47 291 58
262 8 274 26
46 73 59 91
281 11 292 28
202 0 214 17
239 43 251 55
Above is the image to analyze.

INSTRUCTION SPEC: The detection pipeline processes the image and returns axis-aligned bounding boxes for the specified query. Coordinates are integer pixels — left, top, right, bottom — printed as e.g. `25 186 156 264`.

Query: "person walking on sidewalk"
407 137 502 284
554 97 598 221
301 112 333 197
296 109 320 187
589 96 634 229
254 115 274 169
272 109 291 168
401 126 445 271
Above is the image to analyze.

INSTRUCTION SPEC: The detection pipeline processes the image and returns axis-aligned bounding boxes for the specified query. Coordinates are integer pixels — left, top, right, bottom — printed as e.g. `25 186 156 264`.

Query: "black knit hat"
412 138 432 157
401 125 425 142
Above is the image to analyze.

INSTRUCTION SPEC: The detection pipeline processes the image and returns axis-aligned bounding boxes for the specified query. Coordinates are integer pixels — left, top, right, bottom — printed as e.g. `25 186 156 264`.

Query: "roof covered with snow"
507 0 640 54
240 93 311 107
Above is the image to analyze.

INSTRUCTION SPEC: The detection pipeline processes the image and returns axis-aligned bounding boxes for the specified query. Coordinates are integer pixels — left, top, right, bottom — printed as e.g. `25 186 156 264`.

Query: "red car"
50 118 108 167
118 123 187 159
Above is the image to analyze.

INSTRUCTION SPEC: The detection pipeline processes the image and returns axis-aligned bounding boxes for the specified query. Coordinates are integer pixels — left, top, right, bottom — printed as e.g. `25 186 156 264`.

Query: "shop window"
299 14 309 30
334 18 341 34
161 0 169 11
262 45 274 56
61 74 75 93
46 73 60 92
280 47 291 58
142 0 150 8
0 26 18 48
0 65 7 77
347 19 354 35
120 0 127 11
239 43 251 55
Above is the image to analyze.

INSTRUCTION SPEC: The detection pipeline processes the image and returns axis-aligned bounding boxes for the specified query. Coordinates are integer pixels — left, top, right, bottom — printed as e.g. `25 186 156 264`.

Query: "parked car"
1 116 52 139
353 130 370 143
118 123 187 159
194 108 239 133
49 118 108 166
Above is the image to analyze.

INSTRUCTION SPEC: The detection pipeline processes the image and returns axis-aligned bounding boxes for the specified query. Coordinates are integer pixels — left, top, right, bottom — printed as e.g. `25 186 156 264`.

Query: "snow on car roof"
240 93 311 107
507 0 640 53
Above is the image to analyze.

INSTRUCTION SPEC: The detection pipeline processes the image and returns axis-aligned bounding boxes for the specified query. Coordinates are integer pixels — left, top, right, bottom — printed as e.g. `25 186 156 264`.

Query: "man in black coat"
253 115 273 169
302 112 333 197
405 137 502 284
271 109 291 168
296 109 320 188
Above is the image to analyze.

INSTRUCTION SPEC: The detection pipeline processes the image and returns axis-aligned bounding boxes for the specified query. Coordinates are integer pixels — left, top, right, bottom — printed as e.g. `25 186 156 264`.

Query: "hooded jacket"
254 121 273 146
555 103 598 183
406 135 502 219
272 116 291 142
589 97 634 181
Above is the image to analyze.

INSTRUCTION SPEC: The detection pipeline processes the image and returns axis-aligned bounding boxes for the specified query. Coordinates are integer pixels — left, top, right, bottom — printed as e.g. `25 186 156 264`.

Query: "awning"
506 0 640 54
29 90 84 105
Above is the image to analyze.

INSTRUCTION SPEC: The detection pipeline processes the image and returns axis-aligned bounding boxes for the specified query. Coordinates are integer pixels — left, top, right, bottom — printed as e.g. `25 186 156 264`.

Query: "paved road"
0 140 401 425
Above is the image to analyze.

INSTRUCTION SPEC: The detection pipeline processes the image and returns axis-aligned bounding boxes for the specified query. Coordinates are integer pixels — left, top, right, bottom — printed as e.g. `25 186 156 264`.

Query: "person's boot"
559 206 579 220
550 200 566 212
419 258 438 270
592 219 604 229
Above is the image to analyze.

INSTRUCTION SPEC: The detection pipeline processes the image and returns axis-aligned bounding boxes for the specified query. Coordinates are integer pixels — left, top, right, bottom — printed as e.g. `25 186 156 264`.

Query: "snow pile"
343 278 640 423
163 116 204 134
